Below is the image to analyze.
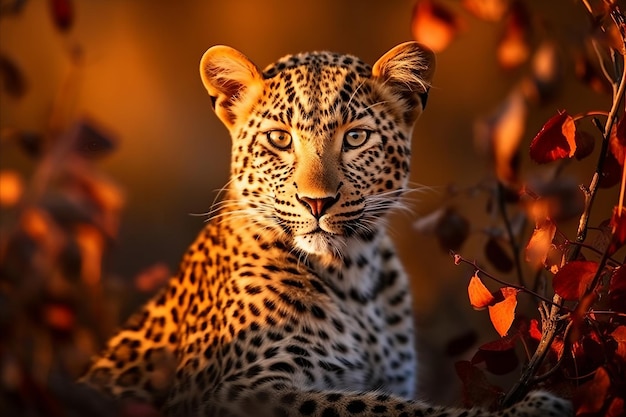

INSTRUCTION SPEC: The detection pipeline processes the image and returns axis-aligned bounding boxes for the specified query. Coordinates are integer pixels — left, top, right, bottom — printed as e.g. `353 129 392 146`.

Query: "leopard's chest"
169 233 415 404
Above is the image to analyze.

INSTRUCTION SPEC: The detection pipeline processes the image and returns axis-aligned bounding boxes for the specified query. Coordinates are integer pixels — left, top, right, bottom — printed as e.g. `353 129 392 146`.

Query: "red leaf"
472 336 519 375
43 303 76 332
525 219 557 267
435 208 470 251
608 206 626 255
609 266 626 313
611 325 626 362
607 397 625 417
414 207 470 251
488 287 519 337
411 0 461 53
468 274 496 310
570 292 599 343
529 319 542 341
552 260 598 301
529 111 580 164
454 360 504 408
573 366 611 414
445 330 478 356
600 151 623 188
49 0 73 31
484 237 514 272
522 42 563 104
0 54 27 98
74 119 118 158
574 130 595 160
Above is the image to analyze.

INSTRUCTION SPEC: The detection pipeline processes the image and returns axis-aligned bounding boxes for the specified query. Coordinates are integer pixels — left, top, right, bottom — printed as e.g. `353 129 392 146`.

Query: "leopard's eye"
266 130 292 150
343 129 371 149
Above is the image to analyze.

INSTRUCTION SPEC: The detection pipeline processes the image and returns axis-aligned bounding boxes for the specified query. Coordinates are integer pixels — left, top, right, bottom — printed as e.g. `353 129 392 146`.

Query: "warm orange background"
0 0 617 403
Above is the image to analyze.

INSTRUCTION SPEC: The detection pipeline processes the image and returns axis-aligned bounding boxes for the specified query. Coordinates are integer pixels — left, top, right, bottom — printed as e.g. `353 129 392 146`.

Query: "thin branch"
589 310 626 319
496 182 526 288
568 240 623 266
502 293 564 406
572 41 626 251
531 320 574 383
451 252 569 310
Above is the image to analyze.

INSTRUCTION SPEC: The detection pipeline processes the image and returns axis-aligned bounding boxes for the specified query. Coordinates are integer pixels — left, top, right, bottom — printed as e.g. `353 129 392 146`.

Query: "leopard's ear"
200 46 264 128
372 42 436 123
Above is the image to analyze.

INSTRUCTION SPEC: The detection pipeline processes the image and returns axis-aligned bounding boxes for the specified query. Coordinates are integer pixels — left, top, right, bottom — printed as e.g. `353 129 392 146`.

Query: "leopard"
80 41 572 417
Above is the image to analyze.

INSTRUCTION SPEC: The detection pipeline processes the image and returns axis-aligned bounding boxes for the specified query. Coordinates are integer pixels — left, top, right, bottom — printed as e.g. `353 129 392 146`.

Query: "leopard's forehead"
262 50 372 79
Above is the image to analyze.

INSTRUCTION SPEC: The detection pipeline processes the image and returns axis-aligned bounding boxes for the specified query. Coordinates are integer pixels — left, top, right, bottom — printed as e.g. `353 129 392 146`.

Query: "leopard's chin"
293 230 346 259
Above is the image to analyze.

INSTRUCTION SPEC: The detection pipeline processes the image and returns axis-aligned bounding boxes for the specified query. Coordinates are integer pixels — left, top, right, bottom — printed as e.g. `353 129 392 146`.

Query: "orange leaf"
0 170 24 207
529 110 579 164
462 0 508 21
411 0 460 53
525 219 557 267
75 224 105 285
574 366 611 414
496 1 531 69
468 273 495 310
488 287 519 337
552 260 598 301
475 91 527 184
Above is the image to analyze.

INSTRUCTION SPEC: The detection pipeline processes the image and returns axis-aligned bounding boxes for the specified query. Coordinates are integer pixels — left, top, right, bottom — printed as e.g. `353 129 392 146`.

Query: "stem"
572 38 626 254
617 154 626 211
531 320 574 383
496 182 526 288
590 310 626 319
503 294 564 406
452 253 568 310
568 241 623 266
572 110 610 121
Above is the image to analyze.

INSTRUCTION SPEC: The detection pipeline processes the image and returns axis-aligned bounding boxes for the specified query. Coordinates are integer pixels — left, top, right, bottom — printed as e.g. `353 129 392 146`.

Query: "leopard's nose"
296 194 339 219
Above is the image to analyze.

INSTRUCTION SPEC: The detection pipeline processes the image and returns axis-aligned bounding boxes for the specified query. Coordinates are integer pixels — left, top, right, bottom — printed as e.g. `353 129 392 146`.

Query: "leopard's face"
201 43 435 259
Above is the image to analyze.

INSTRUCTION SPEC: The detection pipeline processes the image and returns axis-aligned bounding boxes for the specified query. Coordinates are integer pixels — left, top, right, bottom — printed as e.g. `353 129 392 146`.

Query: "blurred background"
0 0 622 414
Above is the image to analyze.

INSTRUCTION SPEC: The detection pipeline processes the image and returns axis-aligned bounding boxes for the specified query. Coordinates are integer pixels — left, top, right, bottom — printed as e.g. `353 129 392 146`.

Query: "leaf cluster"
414 1 626 415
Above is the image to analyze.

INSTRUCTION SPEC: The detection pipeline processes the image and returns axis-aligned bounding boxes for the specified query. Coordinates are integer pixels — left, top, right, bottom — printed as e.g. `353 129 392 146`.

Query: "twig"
572 29 626 252
531 320 574 383
502 294 564 406
496 182 526 288
451 252 569 310
589 310 626 319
